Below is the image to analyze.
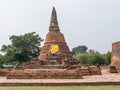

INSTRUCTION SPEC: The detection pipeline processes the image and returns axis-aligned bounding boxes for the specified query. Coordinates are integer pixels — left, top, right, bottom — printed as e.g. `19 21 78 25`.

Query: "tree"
88 53 105 65
0 54 4 67
73 54 88 64
1 32 43 62
103 51 111 65
72 45 112 66
88 49 99 54
72 45 88 55
1 45 16 62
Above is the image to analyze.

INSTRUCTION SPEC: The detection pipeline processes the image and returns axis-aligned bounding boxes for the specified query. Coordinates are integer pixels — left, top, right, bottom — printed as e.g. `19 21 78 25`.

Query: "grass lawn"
0 85 120 90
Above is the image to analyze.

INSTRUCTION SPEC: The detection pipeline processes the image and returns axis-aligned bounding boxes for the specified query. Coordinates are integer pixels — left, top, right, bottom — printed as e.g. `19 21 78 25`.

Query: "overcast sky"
0 0 120 54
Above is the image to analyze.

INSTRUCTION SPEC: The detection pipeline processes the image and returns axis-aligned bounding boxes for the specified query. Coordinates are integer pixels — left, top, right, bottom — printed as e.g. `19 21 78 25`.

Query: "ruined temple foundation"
6 7 101 79
7 65 101 79
7 69 83 79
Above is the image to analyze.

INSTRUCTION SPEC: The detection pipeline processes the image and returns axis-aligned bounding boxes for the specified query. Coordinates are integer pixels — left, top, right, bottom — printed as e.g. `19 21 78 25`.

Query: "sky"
0 0 120 54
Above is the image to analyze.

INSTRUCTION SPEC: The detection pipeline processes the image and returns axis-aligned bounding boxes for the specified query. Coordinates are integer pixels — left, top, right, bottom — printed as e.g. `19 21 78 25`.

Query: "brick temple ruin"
38 7 72 61
0 7 101 79
110 41 120 73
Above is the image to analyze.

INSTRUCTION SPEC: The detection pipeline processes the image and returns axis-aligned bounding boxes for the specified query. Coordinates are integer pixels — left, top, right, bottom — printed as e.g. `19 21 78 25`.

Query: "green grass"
0 86 120 90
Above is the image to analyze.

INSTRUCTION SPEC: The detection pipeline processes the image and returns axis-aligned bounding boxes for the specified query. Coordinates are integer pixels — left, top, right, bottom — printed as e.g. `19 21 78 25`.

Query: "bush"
73 54 88 64
88 53 105 65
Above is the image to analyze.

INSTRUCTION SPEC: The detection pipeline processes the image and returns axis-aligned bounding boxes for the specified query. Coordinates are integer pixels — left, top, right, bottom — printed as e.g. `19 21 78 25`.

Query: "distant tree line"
72 45 111 66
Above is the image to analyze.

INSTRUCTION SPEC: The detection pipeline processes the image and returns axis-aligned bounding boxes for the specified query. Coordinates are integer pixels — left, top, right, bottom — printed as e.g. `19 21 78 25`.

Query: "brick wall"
7 69 83 79
0 68 12 76
111 41 120 71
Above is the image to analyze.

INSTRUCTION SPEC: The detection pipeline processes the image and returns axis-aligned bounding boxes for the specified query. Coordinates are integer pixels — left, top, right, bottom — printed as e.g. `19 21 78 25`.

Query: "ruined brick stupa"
7 7 101 79
111 41 120 71
38 7 72 61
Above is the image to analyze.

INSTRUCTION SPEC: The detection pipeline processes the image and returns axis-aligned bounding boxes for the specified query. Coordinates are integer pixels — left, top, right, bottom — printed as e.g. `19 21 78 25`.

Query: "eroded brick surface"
7 69 82 79
38 7 72 61
0 68 12 76
111 41 120 72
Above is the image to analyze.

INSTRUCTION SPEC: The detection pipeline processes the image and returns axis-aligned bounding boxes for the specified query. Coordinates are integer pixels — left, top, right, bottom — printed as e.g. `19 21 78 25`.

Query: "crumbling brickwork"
38 7 72 61
7 69 83 79
111 41 120 71
0 68 12 76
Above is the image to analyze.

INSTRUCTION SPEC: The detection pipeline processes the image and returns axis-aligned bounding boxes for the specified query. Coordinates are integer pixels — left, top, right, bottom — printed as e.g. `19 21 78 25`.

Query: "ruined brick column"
38 7 72 61
111 41 120 70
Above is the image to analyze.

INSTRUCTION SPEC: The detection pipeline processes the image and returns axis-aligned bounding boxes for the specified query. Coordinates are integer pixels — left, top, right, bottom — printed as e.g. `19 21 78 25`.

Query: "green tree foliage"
102 51 111 65
88 49 99 54
72 46 111 65
1 32 43 62
88 53 105 65
1 45 16 62
0 54 4 67
73 53 105 65
72 45 88 55
73 54 88 64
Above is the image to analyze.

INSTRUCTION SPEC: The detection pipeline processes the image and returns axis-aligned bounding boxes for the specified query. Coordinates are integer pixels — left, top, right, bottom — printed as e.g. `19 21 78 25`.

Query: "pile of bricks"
109 66 118 73
7 69 83 79
19 59 41 69
79 69 89 76
88 66 102 75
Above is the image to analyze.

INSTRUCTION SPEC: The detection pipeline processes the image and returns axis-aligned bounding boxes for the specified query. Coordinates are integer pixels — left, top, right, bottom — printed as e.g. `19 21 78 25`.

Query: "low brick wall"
7 69 83 79
40 65 81 69
79 69 89 76
40 65 66 69
0 68 12 76
7 66 101 79
18 59 41 69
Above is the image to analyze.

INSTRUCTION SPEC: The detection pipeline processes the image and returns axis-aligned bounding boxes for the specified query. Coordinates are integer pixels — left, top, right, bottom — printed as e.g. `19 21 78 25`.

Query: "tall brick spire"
38 7 72 61
49 7 59 30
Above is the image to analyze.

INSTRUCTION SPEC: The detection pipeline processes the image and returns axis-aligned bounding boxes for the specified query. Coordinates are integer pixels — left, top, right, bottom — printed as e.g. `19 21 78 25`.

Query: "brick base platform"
0 70 120 86
0 64 101 79
0 68 12 76
7 69 83 79
39 65 81 69
7 66 101 79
